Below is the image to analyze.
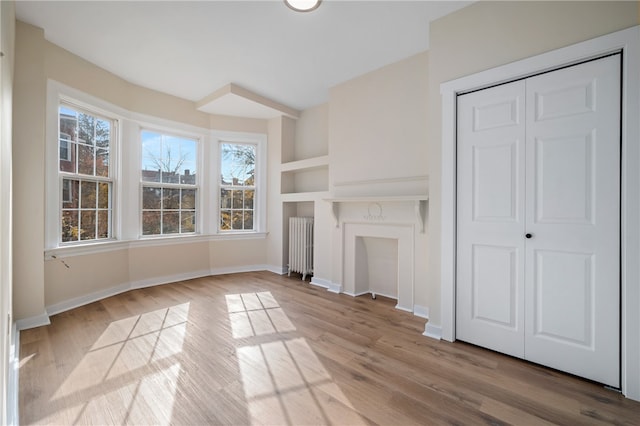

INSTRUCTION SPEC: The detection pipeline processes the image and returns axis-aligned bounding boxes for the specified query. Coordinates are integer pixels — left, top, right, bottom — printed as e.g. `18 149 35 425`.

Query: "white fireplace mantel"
324 195 429 232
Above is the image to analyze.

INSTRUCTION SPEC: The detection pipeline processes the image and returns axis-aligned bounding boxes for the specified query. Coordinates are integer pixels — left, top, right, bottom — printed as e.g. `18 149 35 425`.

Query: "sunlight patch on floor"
228 292 366 425
226 292 296 338
48 302 189 425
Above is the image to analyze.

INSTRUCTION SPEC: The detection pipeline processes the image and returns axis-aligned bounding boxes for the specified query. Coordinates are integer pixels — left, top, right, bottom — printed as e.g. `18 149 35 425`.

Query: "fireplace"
326 196 427 314
343 223 414 311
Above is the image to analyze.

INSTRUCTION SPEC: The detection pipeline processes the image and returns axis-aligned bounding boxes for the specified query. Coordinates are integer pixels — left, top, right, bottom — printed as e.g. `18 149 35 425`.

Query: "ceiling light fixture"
284 0 321 13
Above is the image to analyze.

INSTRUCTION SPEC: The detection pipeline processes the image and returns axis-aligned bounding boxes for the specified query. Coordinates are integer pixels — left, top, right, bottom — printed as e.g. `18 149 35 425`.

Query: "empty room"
1 0 640 424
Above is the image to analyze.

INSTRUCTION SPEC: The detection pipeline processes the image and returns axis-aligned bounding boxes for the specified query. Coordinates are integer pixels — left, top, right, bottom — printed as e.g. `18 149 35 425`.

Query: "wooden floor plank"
19 272 640 425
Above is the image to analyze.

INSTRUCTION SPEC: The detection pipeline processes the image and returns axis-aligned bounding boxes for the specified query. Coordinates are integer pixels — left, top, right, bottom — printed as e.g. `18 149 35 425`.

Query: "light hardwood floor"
19 272 640 425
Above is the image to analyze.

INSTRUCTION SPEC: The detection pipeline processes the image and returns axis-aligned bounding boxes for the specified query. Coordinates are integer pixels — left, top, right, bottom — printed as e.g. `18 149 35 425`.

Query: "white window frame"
46 88 121 248
211 131 267 234
139 128 200 237
219 141 257 232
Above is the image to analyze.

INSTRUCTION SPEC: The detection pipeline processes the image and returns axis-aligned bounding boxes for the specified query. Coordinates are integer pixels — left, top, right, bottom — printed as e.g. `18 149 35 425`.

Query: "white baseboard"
47 282 131 317
209 264 269 276
45 266 272 321
266 265 288 275
132 269 211 290
15 311 50 331
310 277 330 289
326 282 341 293
395 304 413 313
413 305 429 319
8 323 19 426
309 278 342 294
373 291 398 300
423 323 442 340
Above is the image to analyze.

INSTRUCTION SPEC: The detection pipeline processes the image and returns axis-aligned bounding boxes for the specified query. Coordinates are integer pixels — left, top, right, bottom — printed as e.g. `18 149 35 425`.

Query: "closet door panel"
524 55 620 387
456 81 526 358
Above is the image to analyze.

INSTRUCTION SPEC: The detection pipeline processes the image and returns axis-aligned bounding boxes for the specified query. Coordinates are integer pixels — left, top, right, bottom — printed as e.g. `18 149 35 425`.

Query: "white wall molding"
15 312 50 331
44 232 269 260
209 265 270 276
440 25 640 400
309 276 330 289
326 282 342 294
131 269 212 290
46 283 131 317
7 323 19 426
18 266 281 328
265 265 288 275
395 304 413 313
423 323 442 341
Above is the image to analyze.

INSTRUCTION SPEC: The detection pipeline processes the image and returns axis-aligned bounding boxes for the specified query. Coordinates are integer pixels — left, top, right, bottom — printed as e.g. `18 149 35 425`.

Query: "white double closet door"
456 54 621 387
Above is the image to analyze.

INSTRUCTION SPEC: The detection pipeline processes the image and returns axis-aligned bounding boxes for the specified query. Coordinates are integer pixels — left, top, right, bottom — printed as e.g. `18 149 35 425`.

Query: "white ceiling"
16 1 472 113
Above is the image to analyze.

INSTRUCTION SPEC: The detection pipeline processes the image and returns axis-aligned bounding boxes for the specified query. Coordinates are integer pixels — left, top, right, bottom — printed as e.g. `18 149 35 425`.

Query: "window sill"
45 232 269 259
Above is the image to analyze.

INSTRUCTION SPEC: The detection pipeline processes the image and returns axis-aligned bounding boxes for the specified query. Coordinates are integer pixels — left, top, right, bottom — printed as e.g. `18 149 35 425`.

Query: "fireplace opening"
355 236 399 299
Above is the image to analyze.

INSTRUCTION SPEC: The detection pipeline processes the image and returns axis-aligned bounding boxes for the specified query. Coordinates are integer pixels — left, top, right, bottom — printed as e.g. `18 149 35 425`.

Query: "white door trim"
440 26 640 400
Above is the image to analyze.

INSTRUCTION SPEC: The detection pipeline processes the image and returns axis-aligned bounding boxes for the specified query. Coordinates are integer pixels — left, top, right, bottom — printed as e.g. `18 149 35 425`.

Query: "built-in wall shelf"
281 155 329 173
324 195 429 233
281 155 329 194
282 191 331 202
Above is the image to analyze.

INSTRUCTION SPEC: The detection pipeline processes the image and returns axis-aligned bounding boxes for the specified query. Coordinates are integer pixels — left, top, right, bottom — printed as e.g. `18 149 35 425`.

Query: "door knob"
525 233 532 239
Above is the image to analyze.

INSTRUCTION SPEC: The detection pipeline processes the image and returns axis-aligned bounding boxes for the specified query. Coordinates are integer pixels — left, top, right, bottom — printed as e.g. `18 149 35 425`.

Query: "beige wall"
294 103 328 161
426 1 640 325
328 51 428 189
0 2 15 423
13 22 46 320
129 242 209 283
45 249 130 307
266 116 288 272
45 38 210 129
13 20 272 321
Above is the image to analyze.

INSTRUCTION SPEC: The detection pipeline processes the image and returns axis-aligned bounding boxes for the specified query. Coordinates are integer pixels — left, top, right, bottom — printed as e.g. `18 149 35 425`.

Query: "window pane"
182 189 196 209
97 210 109 239
78 113 95 146
220 189 231 209
59 108 77 142
221 143 255 186
181 211 195 233
80 210 96 240
162 212 179 234
163 188 180 210
81 181 96 209
220 210 231 230
142 187 161 209
232 211 244 230
141 131 162 183
162 136 180 184
179 140 197 185
95 119 110 148
244 189 254 209
142 211 161 235
63 179 79 209
97 182 109 209
243 211 254 230
59 140 76 173
232 190 243 209
96 148 109 177
78 144 94 176
62 210 78 242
